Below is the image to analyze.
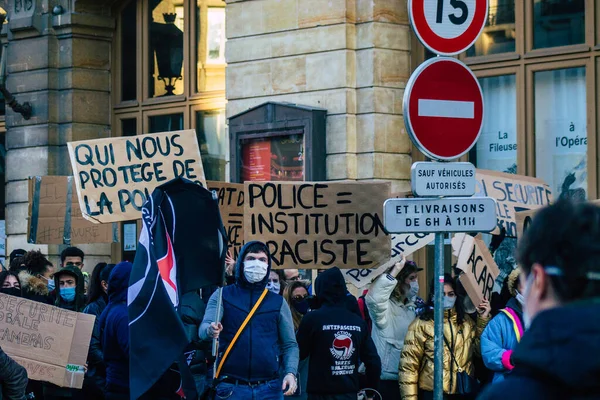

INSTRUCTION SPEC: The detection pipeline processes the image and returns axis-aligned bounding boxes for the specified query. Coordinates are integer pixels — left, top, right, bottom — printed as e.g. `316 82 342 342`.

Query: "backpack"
357 290 373 334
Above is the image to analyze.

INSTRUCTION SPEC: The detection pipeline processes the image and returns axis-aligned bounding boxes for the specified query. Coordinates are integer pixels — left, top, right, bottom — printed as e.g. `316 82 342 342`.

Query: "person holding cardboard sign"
399 274 491 400
364 254 423 400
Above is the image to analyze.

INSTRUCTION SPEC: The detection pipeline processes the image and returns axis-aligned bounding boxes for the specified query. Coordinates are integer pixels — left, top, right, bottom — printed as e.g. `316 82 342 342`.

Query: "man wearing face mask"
364 254 422 400
44 265 86 399
478 200 600 400
200 241 299 399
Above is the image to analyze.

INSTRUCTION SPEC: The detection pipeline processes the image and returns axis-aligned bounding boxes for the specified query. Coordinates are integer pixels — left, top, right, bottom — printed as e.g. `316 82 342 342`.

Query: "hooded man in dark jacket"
53 265 86 312
296 267 381 400
199 241 299 400
99 261 132 400
478 200 600 400
43 265 86 399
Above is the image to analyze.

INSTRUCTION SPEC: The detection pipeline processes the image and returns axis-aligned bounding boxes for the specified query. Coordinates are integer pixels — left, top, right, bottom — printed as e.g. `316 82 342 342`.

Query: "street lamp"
151 13 184 96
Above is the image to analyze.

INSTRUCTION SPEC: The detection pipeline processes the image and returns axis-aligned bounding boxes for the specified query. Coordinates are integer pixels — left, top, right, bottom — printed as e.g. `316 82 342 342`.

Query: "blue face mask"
47 279 55 291
292 299 310 315
60 287 76 302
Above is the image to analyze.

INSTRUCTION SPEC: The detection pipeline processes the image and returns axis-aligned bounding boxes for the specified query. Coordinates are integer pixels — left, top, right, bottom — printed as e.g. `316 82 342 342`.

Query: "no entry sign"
409 0 489 56
403 57 484 161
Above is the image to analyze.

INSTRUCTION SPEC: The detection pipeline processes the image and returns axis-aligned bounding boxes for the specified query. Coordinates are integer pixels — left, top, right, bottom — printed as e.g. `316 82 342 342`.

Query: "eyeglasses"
288 276 301 282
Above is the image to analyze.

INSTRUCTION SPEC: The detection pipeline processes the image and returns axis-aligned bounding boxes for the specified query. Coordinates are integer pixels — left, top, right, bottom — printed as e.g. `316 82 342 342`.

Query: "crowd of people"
0 199 598 400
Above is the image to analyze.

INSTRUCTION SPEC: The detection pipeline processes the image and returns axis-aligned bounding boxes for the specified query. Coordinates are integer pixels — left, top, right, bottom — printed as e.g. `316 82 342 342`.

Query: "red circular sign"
409 0 488 56
403 57 484 161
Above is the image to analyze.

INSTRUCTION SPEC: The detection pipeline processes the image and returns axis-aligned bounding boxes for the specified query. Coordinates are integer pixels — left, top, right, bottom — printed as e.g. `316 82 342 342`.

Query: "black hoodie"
296 267 381 395
478 299 600 400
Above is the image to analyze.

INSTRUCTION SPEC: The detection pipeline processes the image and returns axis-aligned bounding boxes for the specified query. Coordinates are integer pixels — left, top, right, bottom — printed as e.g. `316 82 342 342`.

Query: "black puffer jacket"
0 347 28 400
478 299 600 400
83 295 108 381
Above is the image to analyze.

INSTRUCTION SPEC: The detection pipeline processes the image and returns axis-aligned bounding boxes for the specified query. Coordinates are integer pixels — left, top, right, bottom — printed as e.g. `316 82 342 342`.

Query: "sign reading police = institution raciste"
411 162 476 197
383 197 497 234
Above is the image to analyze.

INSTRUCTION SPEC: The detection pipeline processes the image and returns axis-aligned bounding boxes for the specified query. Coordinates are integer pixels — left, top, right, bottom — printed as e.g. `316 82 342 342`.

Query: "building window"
533 0 585 49
470 74 517 173
534 67 587 199
113 0 227 179
196 110 227 181
467 0 516 57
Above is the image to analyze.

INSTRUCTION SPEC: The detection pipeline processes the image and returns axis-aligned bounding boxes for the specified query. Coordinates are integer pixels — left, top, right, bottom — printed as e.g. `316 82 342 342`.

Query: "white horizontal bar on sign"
418 99 474 119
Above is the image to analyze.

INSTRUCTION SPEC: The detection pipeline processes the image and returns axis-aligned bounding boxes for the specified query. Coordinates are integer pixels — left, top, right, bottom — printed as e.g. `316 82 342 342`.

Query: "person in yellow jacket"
399 273 491 400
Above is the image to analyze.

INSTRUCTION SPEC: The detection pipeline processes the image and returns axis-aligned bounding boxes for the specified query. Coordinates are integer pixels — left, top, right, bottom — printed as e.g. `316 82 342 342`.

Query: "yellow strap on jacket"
215 288 269 379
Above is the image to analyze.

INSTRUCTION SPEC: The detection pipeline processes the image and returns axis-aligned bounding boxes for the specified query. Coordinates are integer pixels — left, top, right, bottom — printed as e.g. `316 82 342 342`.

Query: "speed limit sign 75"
409 0 489 56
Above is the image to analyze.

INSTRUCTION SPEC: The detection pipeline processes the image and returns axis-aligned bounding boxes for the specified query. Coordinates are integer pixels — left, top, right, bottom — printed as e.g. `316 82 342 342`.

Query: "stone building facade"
1 0 414 269
1 0 596 277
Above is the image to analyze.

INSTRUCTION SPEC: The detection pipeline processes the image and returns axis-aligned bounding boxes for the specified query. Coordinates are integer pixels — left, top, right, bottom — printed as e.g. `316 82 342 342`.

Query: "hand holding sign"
389 254 406 278
476 298 491 318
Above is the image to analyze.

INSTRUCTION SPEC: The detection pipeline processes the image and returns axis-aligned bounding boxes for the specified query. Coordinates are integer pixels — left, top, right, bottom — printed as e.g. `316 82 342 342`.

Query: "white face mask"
409 281 419 299
515 290 525 307
522 273 535 329
243 260 269 283
266 280 281 294
443 295 457 310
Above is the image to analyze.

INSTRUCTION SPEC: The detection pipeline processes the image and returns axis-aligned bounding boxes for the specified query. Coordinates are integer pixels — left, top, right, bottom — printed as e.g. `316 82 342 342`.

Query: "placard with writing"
452 233 500 306
28 176 116 245
475 169 553 237
0 294 95 388
207 181 245 259
344 233 434 288
67 130 206 223
244 181 391 269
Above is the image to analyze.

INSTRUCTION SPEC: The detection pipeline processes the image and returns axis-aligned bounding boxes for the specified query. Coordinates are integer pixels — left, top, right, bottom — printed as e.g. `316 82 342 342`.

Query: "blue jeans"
216 379 283 400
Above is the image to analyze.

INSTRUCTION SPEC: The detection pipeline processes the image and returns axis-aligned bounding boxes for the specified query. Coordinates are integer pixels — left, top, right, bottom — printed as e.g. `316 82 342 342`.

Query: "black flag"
128 178 227 399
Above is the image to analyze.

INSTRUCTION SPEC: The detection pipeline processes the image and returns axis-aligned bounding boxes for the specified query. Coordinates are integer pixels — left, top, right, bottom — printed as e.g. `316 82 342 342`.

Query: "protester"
82 262 115 400
53 265 86 312
0 348 29 400
43 265 86 399
480 268 524 383
0 271 22 297
60 246 85 270
8 256 25 272
18 250 54 304
478 200 600 399
8 249 26 267
296 267 381 400
283 280 311 400
100 262 133 400
200 241 299 399
283 269 301 285
268 269 284 295
399 273 491 400
365 255 422 400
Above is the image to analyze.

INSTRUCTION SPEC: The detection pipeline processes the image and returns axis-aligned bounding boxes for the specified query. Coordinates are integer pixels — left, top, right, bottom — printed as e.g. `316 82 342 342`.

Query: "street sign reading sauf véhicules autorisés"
411 162 475 197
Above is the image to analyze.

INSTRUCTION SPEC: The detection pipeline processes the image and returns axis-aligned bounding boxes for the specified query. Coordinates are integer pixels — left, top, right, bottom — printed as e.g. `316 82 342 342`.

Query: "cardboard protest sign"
475 169 552 237
452 233 500 306
344 233 434 288
207 181 245 258
0 294 94 388
67 130 206 223
244 181 391 269
515 208 539 240
27 176 117 245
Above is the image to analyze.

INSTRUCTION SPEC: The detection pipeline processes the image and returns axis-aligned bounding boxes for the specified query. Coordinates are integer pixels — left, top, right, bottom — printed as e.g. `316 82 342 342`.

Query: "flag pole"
212 189 224 379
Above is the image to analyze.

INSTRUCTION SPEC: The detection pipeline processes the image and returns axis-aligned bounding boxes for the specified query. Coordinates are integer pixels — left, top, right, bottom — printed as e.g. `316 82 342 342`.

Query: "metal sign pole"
433 232 445 400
